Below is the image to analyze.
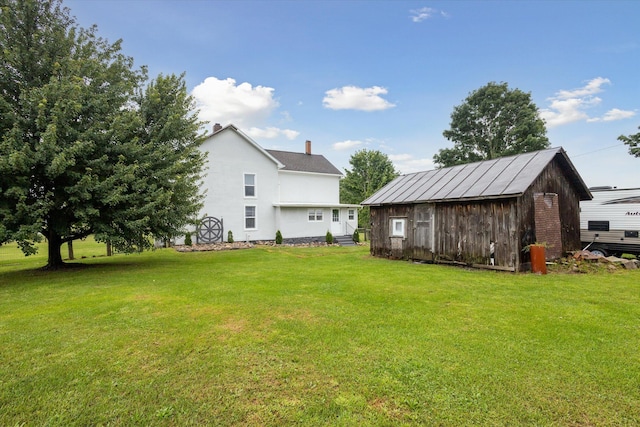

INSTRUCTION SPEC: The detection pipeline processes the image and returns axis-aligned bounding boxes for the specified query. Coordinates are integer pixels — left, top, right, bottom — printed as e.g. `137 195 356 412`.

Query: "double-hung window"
244 173 256 198
348 209 355 221
245 205 257 229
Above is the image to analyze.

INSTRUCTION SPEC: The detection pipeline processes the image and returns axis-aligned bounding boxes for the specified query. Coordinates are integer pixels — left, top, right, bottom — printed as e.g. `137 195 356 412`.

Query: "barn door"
413 204 434 261
533 193 562 259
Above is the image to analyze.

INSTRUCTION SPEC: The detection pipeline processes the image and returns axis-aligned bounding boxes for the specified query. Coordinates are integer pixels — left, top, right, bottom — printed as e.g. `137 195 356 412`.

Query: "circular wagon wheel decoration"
197 216 223 244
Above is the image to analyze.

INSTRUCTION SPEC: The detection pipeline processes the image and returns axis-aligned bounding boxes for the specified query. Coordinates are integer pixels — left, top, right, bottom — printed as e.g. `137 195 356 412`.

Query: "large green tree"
0 0 205 268
618 126 640 158
434 82 550 167
340 149 399 228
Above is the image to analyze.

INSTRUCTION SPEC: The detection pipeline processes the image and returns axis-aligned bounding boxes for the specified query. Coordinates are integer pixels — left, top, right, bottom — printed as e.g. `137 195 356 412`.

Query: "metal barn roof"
362 147 591 206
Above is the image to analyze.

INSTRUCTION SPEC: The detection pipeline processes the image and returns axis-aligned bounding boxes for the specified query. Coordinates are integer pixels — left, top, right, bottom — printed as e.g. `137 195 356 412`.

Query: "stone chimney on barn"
213 123 222 133
305 140 311 155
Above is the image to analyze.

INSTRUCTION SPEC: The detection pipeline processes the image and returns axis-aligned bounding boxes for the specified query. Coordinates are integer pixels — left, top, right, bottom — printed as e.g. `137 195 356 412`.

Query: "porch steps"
333 235 356 246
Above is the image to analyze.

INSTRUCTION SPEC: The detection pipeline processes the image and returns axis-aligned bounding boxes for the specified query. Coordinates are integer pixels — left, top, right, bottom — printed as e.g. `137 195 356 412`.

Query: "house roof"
209 123 342 176
362 147 591 206
266 149 343 176
209 124 284 168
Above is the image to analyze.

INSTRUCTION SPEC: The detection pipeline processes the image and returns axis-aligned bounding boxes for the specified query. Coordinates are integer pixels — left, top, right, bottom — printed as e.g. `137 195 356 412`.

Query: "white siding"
277 207 330 238
199 130 279 241
580 188 640 230
275 207 358 238
278 171 340 204
191 125 356 243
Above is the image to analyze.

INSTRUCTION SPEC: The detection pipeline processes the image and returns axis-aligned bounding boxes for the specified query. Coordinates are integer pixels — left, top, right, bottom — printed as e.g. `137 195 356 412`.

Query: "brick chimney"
213 123 222 133
305 140 311 155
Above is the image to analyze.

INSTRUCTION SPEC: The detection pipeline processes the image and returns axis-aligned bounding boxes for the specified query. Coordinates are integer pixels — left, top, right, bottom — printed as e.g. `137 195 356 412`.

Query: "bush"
184 232 192 246
326 231 333 244
352 230 360 243
227 231 234 243
275 230 283 245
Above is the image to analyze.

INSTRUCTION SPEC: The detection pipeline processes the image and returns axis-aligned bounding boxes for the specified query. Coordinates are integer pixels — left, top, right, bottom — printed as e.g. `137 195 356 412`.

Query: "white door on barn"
331 208 343 236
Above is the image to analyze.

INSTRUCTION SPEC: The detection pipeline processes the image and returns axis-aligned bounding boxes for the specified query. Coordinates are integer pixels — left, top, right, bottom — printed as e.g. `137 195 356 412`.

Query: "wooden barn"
361 147 592 271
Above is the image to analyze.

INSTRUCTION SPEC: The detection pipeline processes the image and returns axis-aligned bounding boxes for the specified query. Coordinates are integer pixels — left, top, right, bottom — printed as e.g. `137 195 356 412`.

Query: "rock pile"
174 242 254 252
572 250 639 270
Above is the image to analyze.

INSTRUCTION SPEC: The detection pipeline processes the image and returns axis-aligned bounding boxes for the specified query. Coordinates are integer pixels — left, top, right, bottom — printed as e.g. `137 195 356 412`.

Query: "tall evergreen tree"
0 0 205 268
434 82 550 167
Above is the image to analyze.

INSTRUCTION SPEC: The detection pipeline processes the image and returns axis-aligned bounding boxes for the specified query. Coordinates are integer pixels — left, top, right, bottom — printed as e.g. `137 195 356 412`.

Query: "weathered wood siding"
520 159 582 254
433 199 520 268
369 205 415 259
370 199 521 268
369 158 583 268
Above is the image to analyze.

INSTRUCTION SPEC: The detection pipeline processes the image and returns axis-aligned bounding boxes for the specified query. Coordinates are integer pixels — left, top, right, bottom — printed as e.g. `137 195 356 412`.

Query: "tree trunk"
67 240 74 260
46 232 64 269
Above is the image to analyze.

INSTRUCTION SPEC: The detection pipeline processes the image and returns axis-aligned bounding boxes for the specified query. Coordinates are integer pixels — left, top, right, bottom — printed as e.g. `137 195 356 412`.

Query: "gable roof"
208 124 284 168
266 149 342 175
209 124 342 176
362 147 591 206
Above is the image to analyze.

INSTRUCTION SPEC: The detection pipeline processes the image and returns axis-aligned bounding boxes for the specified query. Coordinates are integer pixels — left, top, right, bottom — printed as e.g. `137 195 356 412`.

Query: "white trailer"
580 187 640 257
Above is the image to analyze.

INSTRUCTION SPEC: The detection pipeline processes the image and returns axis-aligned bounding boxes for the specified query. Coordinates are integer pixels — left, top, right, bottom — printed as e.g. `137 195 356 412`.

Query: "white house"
191 123 359 244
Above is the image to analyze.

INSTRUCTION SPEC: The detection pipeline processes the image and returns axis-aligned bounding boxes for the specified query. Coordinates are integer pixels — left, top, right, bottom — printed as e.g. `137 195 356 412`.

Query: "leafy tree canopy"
0 0 206 268
434 82 550 167
340 149 399 228
618 126 640 158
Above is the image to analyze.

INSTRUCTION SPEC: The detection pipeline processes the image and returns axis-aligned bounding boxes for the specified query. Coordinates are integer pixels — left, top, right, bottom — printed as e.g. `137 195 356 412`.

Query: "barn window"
391 218 407 238
244 173 256 197
245 205 257 229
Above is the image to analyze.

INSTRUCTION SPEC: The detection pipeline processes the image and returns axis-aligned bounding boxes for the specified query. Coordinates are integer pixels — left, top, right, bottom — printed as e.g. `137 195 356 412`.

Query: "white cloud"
191 76 300 138
323 86 396 111
192 77 278 127
539 77 635 127
595 108 636 122
410 7 449 22
389 154 434 174
332 140 364 151
245 127 300 140
410 7 436 22
557 76 610 98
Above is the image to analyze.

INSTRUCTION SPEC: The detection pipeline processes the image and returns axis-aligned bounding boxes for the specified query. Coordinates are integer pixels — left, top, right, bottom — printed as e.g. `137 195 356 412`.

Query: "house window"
348 209 355 221
245 205 256 229
308 209 323 222
332 209 340 222
391 218 406 238
244 173 256 197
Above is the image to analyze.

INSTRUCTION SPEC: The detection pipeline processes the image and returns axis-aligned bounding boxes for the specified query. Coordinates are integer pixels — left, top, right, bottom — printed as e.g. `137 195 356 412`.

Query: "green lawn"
1 243 639 426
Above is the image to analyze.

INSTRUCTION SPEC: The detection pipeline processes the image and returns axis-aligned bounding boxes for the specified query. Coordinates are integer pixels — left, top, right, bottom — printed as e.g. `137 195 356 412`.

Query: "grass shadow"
0 258 151 288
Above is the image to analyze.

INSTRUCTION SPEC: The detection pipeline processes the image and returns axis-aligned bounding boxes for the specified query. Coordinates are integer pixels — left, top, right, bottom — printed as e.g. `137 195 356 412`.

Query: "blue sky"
65 0 640 188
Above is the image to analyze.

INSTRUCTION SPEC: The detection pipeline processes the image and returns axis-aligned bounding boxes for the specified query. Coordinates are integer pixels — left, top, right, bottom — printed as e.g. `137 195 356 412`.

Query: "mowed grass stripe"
0 244 638 425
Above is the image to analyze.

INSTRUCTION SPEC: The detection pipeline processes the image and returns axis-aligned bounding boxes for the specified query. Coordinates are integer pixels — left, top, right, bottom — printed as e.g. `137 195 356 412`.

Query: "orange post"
530 245 547 274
